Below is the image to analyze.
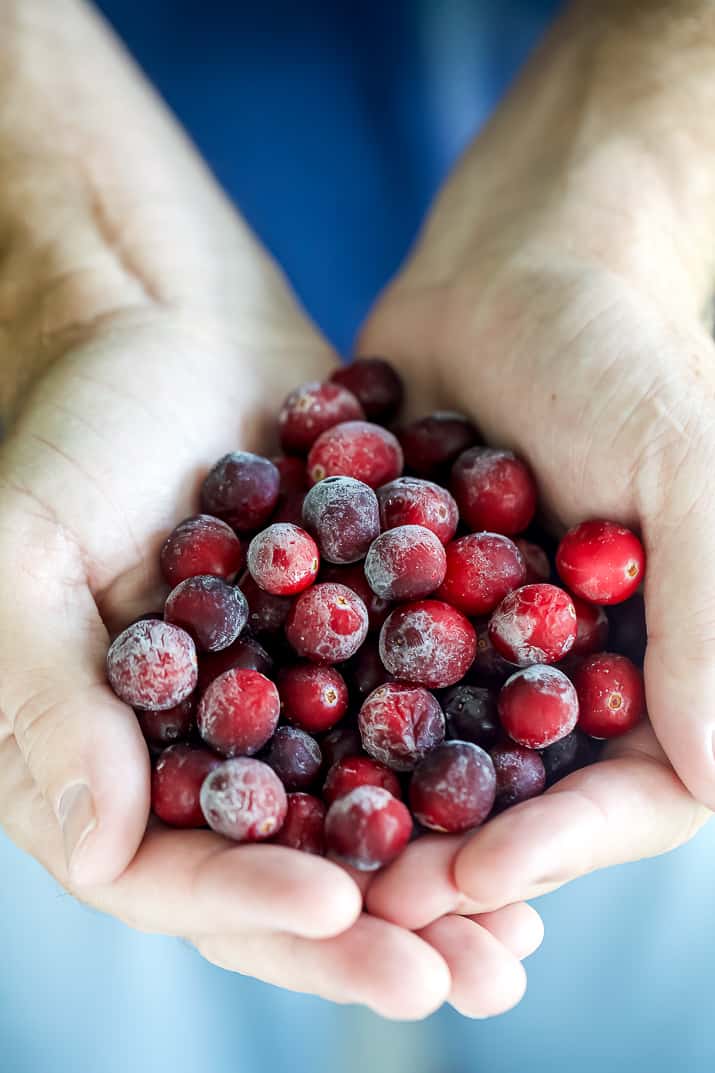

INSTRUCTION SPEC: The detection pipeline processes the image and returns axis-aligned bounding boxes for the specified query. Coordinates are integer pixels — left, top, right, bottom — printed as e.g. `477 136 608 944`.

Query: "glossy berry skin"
442 684 500 749
410 741 496 833
573 653 645 738
358 682 445 772
470 623 517 684
571 596 610 657
450 447 537 535
272 793 326 854
379 600 477 689
364 525 447 601
489 584 577 667
197 668 280 757
323 755 402 806
151 744 221 827
330 357 405 423
320 723 364 769
307 421 403 489
302 476 380 564
239 573 293 636
399 412 478 479
514 539 551 584
285 582 369 664
324 785 413 871
541 729 601 787
278 663 349 732
319 563 391 632
107 620 198 710
160 514 245 588
437 533 526 617
278 380 365 454
556 520 645 605
498 665 579 749
136 697 195 747
247 523 319 596
344 637 394 697
197 636 273 693
377 476 459 545
201 452 280 533
491 741 546 810
200 758 288 842
264 726 323 791
164 575 248 653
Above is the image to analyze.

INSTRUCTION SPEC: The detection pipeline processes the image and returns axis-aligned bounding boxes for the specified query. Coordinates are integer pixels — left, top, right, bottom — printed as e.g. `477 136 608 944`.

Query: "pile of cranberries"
107 358 647 871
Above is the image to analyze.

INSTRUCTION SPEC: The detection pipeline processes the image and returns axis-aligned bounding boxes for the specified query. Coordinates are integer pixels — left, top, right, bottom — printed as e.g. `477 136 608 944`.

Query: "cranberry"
319 562 391 632
197 668 280 756
358 682 445 771
307 421 403 488
201 452 280 533
270 490 307 527
607 594 647 666
302 476 380 564
490 741 546 810
437 533 526 617
343 637 394 696
571 596 609 656
324 785 412 870
200 758 288 842
151 744 221 827
498 665 578 748
239 573 293 636
364 525 447 601
320 722 364 769
197 635 273 692
514 538 551 584
164 575 248 653
278 663 349 732
330 357 405 423
441 684 500 749
410 741 496 832
136 697 195 746
399 412 478 479
160 514 245 588
450 447 537 535
556 520 645 605
273 455 309 495
470 622 517 684
285 582 369 664
278 380 365 454
379 599 476 688
264 726 322 790
377 476 459 545
323 755 402 805
488 584 577 667
541 728 601 787
107 620 198 710
246 523 319 596
573 653 645 738
272 793 326 854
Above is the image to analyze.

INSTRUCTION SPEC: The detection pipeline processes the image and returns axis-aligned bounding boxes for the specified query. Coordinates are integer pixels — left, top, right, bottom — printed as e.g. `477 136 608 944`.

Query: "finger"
471 902 544 960
193 914 452 1021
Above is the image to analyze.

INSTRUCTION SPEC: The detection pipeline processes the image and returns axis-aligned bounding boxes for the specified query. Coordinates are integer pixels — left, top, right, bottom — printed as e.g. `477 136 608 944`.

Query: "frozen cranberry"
278 380 365 454
498 665 579 749
197 668 280 756
273 455 309 495
489 584 577 667
541 728 601 787
324 785 412 870
319 562 391 632
200 758 287 841
307 421 403 488
330 357 404 423
302 476 380 564
442 684 500 749
607 594 647 666
197 635 273 692
514 538 551 584
364 525 447 601
437 533 526 617
410 741 496 832
239 573 293 636
556 520 645 605
450 447 537 535
201 452 280 533
573 653 645 738
264 726 323 790
164 575 248 653
270 490 306 527
323 755 402 805
136 697 195 746
107 620 198 710
399 412 479 479
246 523 319 596
272 793 326 854
470 622 517 684
151 744 221 827
571 596 609 657
278 663 349 732
160 514 245 588
377 476 459 545
379 599 476 688
491 741 546 810
285 582 369 664
358 682 445 771
320 722 364 769
344 637 394 697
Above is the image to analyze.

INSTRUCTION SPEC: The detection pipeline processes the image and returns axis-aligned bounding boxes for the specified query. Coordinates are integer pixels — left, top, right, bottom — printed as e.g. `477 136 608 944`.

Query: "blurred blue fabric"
3 2 714 1071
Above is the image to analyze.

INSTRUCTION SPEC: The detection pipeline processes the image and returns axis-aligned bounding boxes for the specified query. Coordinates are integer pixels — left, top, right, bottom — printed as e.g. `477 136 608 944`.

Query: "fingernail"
58 783 96 880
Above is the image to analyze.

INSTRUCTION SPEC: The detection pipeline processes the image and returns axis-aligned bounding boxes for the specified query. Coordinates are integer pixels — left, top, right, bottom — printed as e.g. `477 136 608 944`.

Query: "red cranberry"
278 663 349 732
571 596 609 656
273 455 309 495
239 573 293 636
107 620 198 710
160 514 245 588
324 785 412 870
197 635 273 692
323 755 402 805
399 412 478 479
272 793 326 854
488 584 577 666
151 744 221 827
247 523 319 596
364 525 447 601
379 599 476 688
358 682 445 771
377 476 459 545
264 726 323 790
556 520 645 605
319 562 391 632
470 622 517 684
307 421 403 488
491 741 546 810
285 582 369 664
541 728 601 787
136 697 195 746
320 722 364 769
441 684 500 749
278 380 364 454
450 447 537 535
498 665 579 748
197 668 280 756
343 637 394 696
164 575 248 653
437 533 526 617
330 357 405 423
607 594 646 666
573 653 645 738
302 476 380 564
410 741 496 832
201 452 280 533
200 758 287 841
514 538 551 584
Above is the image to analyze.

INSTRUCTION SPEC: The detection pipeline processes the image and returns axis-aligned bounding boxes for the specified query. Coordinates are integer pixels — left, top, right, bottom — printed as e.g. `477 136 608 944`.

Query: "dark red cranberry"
358 682 445 771
200 758 287 841
273 455 309 495
540 729 601 787
151 744 221 827
410 741 496 832
324 786 412 870
330 357 405 423
107 620 198 710
556 520 645 605
470 622 517 684
197 668 280 756
136 697 195 746
264 726 322 790
437 533 526 617
571 596 609 656
379 599 476 688
364 525 447 601
323 755 402 805
343 637 394 697
160 514 245 588
514 538 551 584
377 476 459 545
399 412 478 479
302 476 380 564
451 447 537 535
498 665 579 749
278 380 364 454
201 452 280 533
307 421 403 488
239 573 293 636
573 653 645 738
488 584 577 666
285 582 369 664
320 722 364 769
441 684 500 749
278 663 349 732
491 741 546 810
197 635 274 693
164 575 248 652
606 594 647 666
272 793 326 854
